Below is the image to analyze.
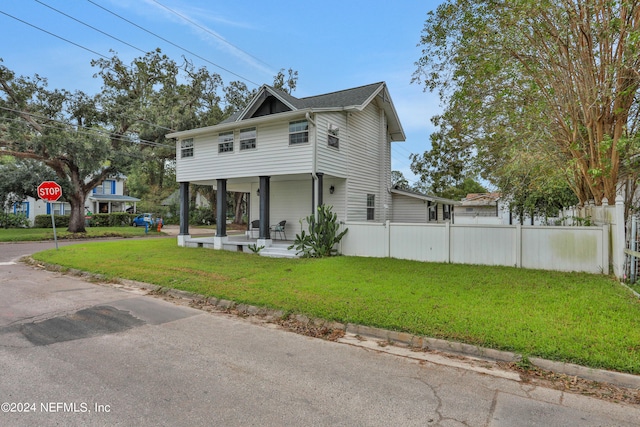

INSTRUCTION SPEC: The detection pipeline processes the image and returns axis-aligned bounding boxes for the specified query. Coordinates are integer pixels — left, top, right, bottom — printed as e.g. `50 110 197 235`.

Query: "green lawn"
0 226 160 242
31 238 640 374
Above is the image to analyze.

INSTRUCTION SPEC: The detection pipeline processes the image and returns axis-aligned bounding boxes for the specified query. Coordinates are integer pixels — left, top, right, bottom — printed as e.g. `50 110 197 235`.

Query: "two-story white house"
167 82 456 250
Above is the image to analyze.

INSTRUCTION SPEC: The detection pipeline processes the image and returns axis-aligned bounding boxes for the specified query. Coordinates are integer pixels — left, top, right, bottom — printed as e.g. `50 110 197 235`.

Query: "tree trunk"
234 192 244 224
67 190 87 233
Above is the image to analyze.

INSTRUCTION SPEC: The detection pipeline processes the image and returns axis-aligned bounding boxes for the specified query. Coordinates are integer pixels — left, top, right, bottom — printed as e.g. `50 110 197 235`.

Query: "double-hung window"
289 120 308 145
366 194 375 220
181 138 194 158
327 123 339 149
218 131 234 153
240 127 256 150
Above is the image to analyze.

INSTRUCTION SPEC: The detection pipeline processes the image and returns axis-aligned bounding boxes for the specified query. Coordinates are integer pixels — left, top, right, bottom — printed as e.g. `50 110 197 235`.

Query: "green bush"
288 205 348 257
0 213 29 229
34 214 70 228
191 207 215 225
89 212 135 227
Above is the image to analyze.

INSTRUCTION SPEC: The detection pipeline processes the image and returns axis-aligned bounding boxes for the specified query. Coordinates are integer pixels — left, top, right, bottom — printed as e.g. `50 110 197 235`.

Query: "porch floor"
184 234 298 258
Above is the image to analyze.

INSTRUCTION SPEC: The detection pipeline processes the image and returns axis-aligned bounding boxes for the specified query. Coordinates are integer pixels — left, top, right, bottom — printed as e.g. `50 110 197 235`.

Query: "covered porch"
176 172 345 252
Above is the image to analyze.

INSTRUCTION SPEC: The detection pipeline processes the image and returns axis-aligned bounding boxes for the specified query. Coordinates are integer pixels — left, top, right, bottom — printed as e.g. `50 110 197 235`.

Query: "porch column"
259 176 270 239
216 179 227 237
178 182 189 246
317 172 324 208
179 182 190 238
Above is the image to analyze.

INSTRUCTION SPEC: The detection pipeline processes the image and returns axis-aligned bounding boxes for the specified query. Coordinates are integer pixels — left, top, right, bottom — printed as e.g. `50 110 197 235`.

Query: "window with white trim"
181 138 194 158
218 131 234 153
13 202 29 218
327 123 339 149
93 180 115 195
240 127 256 150
289 120 308 145
366 194 375 220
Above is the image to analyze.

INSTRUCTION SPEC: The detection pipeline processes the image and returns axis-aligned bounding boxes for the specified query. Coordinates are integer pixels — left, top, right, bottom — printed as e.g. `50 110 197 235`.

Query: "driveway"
1 241 639 426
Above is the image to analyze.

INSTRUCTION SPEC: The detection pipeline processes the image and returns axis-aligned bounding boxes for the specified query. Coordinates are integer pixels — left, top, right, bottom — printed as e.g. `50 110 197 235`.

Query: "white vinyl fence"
340 221 611 275
339 196 627 276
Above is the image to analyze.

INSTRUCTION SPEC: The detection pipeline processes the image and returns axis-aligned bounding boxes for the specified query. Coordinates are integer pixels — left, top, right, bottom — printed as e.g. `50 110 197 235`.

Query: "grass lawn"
0 226 162 242
31 238 640 374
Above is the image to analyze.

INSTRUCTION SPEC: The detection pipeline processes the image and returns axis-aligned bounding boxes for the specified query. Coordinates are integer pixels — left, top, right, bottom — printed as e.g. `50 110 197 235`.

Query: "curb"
26 257 640 391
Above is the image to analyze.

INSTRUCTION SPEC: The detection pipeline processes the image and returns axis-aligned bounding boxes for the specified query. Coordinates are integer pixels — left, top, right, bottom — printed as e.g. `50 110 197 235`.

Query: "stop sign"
37 181 63 202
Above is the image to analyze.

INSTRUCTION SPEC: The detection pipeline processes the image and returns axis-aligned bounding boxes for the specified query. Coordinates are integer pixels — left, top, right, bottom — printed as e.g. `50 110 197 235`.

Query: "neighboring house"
456 193 503 224
390 186 459 223
86 177 140 214
167 82 416 246
14 176 139 226
457 192 552 225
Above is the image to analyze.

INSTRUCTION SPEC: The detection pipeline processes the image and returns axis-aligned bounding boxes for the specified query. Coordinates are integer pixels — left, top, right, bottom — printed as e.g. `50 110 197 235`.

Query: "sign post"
37 181 63 250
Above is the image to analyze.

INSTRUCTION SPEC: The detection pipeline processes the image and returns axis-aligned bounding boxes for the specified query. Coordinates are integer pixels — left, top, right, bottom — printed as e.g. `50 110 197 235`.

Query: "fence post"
515 224 522 268
385 220 391 258
444 221 451 263
614 195 625 278
602 224 610 275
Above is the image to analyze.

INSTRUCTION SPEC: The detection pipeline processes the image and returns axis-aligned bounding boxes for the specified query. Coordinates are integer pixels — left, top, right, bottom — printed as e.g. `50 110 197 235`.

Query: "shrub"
0 213 29 229
89 213 135 227
288 205 348 257
34 214 70 228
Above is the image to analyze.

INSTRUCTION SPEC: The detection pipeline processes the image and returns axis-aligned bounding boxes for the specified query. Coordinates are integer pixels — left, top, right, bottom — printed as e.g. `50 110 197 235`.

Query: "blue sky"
0 0 443 186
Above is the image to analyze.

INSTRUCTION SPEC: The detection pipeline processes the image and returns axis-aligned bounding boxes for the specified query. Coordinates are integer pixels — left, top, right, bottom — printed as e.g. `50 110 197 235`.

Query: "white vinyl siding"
316 113 347 178
345 103 384 222
248 180 313 238
176 118 313 182
391 194 429 223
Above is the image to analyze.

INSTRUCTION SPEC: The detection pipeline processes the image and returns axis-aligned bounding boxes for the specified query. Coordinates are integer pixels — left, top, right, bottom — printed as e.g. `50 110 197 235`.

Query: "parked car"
131 213 155 227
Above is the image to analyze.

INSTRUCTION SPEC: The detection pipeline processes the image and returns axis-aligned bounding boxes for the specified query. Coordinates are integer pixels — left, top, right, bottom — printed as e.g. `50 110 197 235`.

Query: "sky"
0 0 444 186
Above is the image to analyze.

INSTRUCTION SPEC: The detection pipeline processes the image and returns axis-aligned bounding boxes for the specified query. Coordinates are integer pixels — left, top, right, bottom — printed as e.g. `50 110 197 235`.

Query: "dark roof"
169 81 405 141
296 82 384 109
391 186 461 205
221 82 384 124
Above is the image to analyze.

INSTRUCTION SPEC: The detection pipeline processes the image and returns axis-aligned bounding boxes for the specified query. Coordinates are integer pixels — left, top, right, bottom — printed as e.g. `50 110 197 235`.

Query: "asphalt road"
1 241 639 426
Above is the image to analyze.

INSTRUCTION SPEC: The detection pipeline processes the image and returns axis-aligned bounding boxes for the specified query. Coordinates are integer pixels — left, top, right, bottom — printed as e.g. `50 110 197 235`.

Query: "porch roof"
390 187 461 205
87 194 140 203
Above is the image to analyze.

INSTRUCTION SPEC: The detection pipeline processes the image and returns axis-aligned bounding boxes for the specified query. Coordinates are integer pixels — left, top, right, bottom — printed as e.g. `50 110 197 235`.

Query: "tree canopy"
412 0 640 210
0 50 297 231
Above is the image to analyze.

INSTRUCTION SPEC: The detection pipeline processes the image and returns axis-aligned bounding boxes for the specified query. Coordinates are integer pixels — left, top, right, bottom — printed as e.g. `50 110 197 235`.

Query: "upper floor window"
367 194 375 220
240 127 256 150
328 123 339 149
181 138 194 158
289 120 308 145
93 180 115 195
218 132 234 153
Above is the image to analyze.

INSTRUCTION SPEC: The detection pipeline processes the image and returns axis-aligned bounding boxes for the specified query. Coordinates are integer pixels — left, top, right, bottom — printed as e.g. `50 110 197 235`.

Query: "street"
1 241 639 426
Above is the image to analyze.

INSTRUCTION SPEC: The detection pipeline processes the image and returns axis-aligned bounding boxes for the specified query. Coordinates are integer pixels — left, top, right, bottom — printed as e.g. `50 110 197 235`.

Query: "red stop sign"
37 181 63 202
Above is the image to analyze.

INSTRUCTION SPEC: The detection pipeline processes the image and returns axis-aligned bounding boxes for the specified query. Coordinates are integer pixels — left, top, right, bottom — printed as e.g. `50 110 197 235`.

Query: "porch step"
260 244 300 258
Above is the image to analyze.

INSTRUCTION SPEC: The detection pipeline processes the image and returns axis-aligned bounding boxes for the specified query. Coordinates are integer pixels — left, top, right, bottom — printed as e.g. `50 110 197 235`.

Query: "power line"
34 0 146 55
0 106 172 148
85 0 260 86
149 0 273 70
0 9 110 60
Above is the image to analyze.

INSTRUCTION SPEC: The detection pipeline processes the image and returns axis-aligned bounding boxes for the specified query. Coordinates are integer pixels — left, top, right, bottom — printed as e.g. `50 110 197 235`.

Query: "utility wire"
149 0 273 70
0 106 173 148
86 0 260 86
34 0 146 54
0 9 110 60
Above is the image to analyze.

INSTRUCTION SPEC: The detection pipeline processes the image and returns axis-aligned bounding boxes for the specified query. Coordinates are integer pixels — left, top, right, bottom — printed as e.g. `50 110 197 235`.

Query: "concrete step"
260 246 300 258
